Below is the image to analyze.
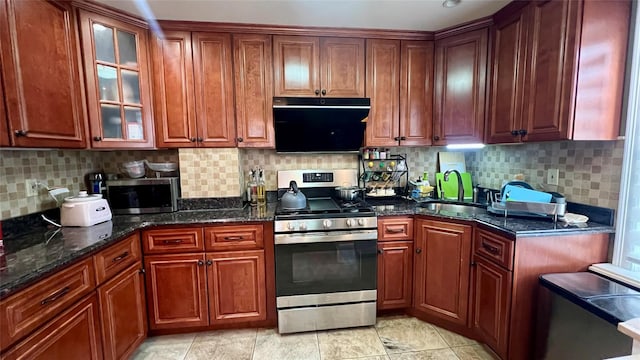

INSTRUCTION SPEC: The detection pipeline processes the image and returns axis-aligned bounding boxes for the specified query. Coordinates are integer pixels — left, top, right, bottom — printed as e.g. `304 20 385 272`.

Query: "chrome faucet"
443 169 465 202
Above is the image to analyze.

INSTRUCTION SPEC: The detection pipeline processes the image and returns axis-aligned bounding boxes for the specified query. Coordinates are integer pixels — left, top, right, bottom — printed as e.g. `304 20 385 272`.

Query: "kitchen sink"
419 202 487 216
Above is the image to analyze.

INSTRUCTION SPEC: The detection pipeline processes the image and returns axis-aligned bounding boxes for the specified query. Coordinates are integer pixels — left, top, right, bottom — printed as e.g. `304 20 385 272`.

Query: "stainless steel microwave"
106 177 179 214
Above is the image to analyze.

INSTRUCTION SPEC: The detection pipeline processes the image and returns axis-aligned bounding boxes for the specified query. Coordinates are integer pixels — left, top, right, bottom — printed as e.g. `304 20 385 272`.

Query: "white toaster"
61 192 112 227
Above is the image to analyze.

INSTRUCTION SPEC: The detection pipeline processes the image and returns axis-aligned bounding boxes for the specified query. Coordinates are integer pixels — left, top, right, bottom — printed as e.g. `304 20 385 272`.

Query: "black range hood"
273 97 370 153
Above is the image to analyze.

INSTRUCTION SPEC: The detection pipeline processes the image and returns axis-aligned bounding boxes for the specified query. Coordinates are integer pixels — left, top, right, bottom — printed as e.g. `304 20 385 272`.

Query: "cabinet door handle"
511 130 519 136
321 89 326 95
415 248 422 254
237 137 243 142
189 137 197 142
206 259 213 266
482 242 501 255
394 136 399 141
518 129 528 136
162 239 183 245
400 136 407 140
385 227 404 234
433 135 440 141
112 251 129 263
40 286 70 306
377 249 383 255
224 236 244 241
197 260 204 266
139 268 146 274
14 130 28 137
196 137 203 142
315 89 320 96
93 136 102 141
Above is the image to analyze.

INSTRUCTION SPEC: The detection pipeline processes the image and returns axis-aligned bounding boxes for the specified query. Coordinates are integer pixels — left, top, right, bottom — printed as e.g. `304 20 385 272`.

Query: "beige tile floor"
132 315 495 360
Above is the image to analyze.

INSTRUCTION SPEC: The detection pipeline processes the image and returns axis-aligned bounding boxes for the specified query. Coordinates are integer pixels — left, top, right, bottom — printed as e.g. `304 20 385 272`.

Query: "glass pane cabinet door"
80 10 154 148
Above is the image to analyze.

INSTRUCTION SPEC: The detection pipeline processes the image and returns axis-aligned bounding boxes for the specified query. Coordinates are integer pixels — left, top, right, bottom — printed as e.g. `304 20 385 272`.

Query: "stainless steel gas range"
274 169 377 334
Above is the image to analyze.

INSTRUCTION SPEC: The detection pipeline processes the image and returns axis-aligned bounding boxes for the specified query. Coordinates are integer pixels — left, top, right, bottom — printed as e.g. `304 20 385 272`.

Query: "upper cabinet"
273 36 365 97
487 0 631 144
1 76 8 147
433 28 488 146
365 40 433 147
78 9 155 148
233 34 274 148
0 0 87 148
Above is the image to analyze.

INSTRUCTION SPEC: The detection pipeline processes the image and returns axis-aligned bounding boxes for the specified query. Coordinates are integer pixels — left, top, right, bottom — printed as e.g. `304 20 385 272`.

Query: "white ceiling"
94 0 511 31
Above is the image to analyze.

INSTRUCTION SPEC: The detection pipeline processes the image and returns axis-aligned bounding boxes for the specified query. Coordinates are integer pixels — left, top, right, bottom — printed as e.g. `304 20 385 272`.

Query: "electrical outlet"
25 179 39 197
547 169 559 186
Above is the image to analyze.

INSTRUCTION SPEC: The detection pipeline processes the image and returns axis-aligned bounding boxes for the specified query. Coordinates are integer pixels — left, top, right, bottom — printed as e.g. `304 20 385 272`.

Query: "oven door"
274 230 377 297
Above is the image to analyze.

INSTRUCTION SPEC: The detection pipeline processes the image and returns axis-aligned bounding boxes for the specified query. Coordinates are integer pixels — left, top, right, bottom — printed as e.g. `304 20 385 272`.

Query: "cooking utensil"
335 186 362 201
281 180 307 210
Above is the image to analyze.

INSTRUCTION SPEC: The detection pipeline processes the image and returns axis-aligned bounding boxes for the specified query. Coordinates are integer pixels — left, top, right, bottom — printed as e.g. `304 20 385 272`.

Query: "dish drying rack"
359 153 408 198
487 192 567 222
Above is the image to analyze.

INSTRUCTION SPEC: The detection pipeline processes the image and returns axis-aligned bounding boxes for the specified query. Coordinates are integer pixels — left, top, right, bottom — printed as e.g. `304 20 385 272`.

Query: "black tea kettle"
281 180 307 210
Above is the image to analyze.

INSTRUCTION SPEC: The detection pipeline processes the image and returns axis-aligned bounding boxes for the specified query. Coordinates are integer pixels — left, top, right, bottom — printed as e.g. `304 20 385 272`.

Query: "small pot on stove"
335 186 362 201
281 180 307 210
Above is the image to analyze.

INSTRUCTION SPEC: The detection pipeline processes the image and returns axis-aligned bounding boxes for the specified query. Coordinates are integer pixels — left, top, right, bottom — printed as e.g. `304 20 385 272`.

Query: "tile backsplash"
466 140 624 209
0 139 625 220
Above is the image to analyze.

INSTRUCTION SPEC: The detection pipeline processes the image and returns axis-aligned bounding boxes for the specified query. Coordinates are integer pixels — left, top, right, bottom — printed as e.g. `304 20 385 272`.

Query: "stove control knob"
299 223 307 231
357 218 365 226
287 222 296 231
322 219 332 229
346 219 354 227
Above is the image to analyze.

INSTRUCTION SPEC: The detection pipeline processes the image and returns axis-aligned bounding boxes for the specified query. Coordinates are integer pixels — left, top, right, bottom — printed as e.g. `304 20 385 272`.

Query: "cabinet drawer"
378 217 414 241
0 258 96 351
205 224 264 251
142 227 204 254
94 233 141 285
474 229 514 270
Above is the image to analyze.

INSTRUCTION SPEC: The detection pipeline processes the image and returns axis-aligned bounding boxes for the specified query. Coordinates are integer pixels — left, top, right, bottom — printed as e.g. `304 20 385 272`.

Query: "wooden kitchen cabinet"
152 31 236 147
273 36 364 97
1 294 103 360
142 227 205 254
433 28 488 145
207 250 267 324
0 74 8 147
78 9 155 148
399 41 434 146
0 0 87 148
144 253 209 329
377 241 413 310
233 34 275 148
365 39 400 147
378 216 414 242
472 255 511 360
93 232 141 284
487 0 630 143
98 262 147 360
486 2 528 144
413 218 472 330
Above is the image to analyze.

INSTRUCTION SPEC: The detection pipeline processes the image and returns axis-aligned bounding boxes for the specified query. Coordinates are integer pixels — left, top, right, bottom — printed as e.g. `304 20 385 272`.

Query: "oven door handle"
274 229 378 245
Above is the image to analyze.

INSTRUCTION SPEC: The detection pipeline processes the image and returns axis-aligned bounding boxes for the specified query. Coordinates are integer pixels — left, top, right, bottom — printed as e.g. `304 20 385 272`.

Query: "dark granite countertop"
540 272 640 325
0 197 614 299
0 204 276 299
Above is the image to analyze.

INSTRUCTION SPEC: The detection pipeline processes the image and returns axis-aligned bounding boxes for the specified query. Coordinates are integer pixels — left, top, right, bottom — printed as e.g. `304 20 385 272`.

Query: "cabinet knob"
433 135 440 141
197 137 203 142
321 89 326 95
416 248 422 254
315 89 320 96
139 268 146 274
394 136 400 141
197 260 204 266
377 249 383 255
206 259 213 266
93 136 102 141
237 137 244 142
518 129 528 136
400 136 407 141
190 137 197 142
14 130 28 137
511 130 519 136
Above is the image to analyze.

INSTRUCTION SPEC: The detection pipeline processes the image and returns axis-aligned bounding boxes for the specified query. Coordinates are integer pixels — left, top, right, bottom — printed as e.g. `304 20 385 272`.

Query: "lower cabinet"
207 250 267 323
144 253 209 330
2 294 103 360
471 256 511 360
413 219 472 328
98 262 148 360
377 241 413 310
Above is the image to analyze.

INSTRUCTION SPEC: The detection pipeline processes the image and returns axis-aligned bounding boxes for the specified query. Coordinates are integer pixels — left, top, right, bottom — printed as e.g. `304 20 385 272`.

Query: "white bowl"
121 160 145 178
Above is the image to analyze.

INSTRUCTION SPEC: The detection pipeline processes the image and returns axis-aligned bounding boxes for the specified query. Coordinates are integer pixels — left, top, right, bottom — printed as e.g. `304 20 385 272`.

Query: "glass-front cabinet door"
79 10 154 148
